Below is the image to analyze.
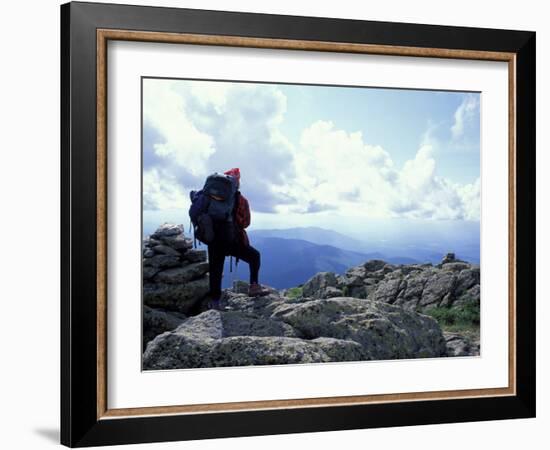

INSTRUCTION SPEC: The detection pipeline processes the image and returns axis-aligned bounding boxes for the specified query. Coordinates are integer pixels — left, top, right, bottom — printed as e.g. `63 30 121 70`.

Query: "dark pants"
207 241 261 300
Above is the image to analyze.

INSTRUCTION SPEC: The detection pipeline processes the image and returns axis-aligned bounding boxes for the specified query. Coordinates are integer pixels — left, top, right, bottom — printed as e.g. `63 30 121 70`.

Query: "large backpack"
189 173 238 245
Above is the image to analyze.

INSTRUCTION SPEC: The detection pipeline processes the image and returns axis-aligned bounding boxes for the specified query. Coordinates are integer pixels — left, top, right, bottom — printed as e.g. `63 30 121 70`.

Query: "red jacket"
234 192 251 246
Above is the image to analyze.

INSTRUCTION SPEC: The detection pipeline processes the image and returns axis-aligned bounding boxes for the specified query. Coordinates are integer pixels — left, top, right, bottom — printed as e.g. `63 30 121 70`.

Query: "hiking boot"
248 283 270 297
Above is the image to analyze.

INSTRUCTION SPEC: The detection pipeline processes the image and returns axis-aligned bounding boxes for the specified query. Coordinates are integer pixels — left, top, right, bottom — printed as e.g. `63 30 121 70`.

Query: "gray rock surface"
271 297 447 360
143 306 186 350
444 332 480 357
144 278 209 314
302 272 339 298
154 262 209 284
142 227 479 368
303 255 480 312
142 224 211 315
143 295 448 369
183 249 207 263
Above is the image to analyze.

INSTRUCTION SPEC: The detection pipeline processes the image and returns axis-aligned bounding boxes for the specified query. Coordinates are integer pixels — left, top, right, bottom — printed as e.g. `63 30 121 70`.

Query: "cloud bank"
143 79 480 221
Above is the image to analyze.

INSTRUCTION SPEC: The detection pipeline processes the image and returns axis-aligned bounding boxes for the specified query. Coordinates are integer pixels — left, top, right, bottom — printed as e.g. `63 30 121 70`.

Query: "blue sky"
278 85 480 185
142 78 480 236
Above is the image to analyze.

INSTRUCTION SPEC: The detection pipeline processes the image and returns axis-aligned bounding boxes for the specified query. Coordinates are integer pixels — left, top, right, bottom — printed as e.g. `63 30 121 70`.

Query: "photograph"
141 77 481 370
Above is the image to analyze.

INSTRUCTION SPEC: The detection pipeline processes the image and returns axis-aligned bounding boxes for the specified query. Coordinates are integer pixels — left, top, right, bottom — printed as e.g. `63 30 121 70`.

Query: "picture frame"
60 1 536 447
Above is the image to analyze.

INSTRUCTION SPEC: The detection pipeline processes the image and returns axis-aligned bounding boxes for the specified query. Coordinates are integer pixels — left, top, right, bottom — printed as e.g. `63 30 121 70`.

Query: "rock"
441 252 456 264
363 260 387 272
232 280 250 294
311 337 369 361
161 234 193 251
371 277 406 304
344 274 365 287
143 255 180 269
143 309 377 369
177 310 299 339
224 292 285 317
152 244 180 256
143 306 186 350
441 262 471 272
346 266 367 280
347 285 368 299
143 248 154 258
444 332 480 357
302 272 338 298
455 268 480 294
323 286 344 298
454 285 480 307
419 272 457 307
272 297 447 360
183 249 207 263
154 262 209 284
143 335 334 369
394 273 429 310
143 266 160 281
143 277 209 314
151 223 184 239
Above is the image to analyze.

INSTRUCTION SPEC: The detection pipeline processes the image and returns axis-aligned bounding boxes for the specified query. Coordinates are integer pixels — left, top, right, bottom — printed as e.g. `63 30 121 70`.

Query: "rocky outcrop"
142 224 210 315
143 291 447 369
142 225 478 368
296 257 480 313
444 332 480 357
142 306 186 351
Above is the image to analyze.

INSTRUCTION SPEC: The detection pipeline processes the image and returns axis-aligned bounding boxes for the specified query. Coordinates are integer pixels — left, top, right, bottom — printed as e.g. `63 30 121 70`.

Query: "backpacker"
189 173 238 245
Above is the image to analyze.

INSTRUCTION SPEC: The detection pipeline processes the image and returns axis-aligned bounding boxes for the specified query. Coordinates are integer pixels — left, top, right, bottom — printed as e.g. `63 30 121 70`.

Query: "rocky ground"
142 224 480 369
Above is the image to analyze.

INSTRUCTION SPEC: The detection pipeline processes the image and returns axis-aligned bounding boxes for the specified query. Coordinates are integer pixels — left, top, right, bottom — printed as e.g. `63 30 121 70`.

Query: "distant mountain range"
221 226 479 289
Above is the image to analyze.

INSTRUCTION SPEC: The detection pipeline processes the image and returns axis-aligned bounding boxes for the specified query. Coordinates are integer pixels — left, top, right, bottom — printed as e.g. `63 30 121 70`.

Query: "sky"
142 78 480 237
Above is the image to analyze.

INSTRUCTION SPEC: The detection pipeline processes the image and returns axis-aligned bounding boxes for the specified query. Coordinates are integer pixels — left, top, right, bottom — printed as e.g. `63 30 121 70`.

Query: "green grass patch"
424 299 480 331
287 286 303 299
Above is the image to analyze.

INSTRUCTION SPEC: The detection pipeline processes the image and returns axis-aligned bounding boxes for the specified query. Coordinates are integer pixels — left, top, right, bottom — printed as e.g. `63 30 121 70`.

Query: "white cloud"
143 81 480 222
143 80 295 212
451 94 479 140
143 167 189 211
278 120 480 221
143 80 216 177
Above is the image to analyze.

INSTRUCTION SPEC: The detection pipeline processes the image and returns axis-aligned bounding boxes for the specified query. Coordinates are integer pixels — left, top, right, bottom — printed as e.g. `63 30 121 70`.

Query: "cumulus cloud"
278 120 480 221
142 80 480 222
142 79 295 212
451 94 479 140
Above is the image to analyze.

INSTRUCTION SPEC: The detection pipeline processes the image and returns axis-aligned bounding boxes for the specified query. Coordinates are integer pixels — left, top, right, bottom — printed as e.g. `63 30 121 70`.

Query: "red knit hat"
224 168 241 182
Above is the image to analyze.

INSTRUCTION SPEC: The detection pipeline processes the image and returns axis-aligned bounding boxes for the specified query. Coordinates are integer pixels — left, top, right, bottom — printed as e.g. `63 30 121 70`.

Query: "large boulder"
302 272 339 298
143 277 209 314
150 223 184 239
223 292 285 318
177 309 299 339
151 244 180 256
143 255 180 269
394 272 430 310
143 306 186 350
444 332 480 357
183 249 207 263
271 297 447 360
143 224 210 314
143 310 371 369
154 262 209 284
418 271 457 308
144 335 331 369
371 277 406 304
161 233 193 252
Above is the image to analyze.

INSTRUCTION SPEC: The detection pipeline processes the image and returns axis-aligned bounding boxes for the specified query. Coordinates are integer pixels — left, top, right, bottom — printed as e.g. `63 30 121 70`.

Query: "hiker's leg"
230 243 260 284
207 244 225 300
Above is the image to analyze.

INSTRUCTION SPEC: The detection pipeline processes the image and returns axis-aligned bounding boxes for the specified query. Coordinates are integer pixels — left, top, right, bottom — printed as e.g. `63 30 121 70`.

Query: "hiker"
189 168 269 310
